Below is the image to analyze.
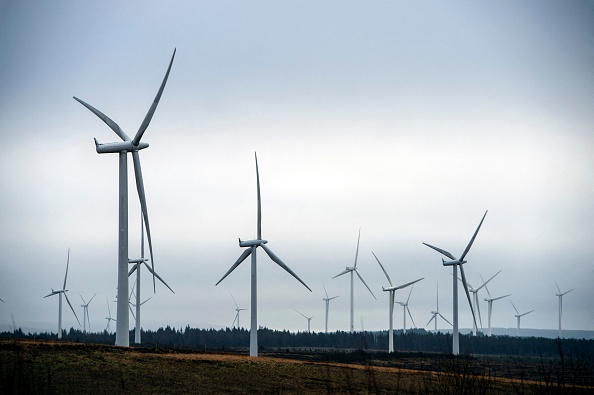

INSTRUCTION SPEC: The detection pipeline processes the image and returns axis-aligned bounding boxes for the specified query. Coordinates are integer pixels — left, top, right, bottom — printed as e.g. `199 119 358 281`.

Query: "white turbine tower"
373 252 422 352
105 297 116 332
396 285 418 334
333 229 376 333
462 270 501 336
510 300 534 337
74 49 175 347
44 248 80 339
79 293 96 333
322 284 339 334
216 152 312 357
129 214 173 344
423 211 485 355
482 276 510 337
293 308 314 333
555 282 574 338
426 283 453 332
231 293 247 329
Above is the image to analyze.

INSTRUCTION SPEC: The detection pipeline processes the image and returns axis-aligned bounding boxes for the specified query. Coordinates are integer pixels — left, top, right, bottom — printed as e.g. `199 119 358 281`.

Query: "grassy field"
1 339 592 394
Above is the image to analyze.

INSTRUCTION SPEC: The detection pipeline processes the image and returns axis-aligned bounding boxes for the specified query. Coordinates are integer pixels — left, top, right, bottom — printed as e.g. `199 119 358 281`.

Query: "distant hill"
433 327 594 340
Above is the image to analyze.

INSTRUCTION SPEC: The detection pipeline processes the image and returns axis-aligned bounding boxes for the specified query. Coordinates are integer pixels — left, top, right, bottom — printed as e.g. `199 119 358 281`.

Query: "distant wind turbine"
74 49 176 347
231 293 247 329
510 300 534 337
293 308 314 333
555 282 574 338
423 211 486 355
216 152 312 357
482 276 510 336
105 297 116 332
79 293 97 332
462 270 501 336
373 252 423 352
426 283 452 332
322 283 339 334
333 229 376 333
396 285 418 334
44 248 80 339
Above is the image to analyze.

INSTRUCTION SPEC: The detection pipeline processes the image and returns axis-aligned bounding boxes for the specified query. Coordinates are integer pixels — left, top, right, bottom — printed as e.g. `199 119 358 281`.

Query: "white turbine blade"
261 244 312 292
476 270 501 291
128 264 139 277
133 48 176 146
354 269 376 299
216 249 252 286
555 281 561 294
328 296 339 301
63 248 70 290
481 274 492 299
44 290 58 298
354 228 361 268
407 306 416 328
422 243 456 261
460 210 488 261
476 295 483 328
88 293 97 305
232 313 238 328
231 292 239 309
292 307 308 319
129 280 136 301
522 310 534 317
64 292 81 326
142 261 174 294
372 251 392 287
459 264 477 330
561 289 574 296
332 268 351 279
79 294 87 305
426 314 436 328
493 293 511 302
107 297 112 317
132 150 157 293
255 152 262 241
129 304 136 320
73 96 131 141
323 283 329 299
406 285 414 304
510 300 519 315
438 313 453 326
140 297 152 306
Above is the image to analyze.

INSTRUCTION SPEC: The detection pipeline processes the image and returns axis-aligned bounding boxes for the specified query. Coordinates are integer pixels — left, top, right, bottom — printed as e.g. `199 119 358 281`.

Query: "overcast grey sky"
0 1 593 336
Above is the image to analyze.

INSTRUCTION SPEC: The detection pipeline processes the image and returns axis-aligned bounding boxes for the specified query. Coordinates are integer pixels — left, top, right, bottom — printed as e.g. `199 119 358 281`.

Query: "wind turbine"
129 214 173 344
293 308 314 333
396 285 418 334
510 300 533 337
44 248 80 339
462 270 501 336
426 283 453 332
79 293 96 333
215 152 312 357
333 229 376 333
373 252 423 352
482 276 510 336
322 283 339 334
74 49 175 347
423 210 486 355
231 293 247 329
555 282 574 338
105 297 116 332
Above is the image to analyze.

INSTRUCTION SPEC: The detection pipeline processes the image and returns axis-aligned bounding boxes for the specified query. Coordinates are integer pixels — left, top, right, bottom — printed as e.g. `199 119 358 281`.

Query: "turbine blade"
216 249 252 286
79 294 86 304
255 152 262 241
555 281 561 294
477 270 501 291
332 269 351 279
329 296 339 301
73 96 131 141
460 210 488 261
406 285 414 304
133 48 176 146
292 307 308 319
323 283 329 299
63 248 70 290
426 315 435 328
407 306 416 328
354 228 361 268
129 304 135 320
142 260 174 294
476 294 483 328
88 293 97 305
510 300 519 315
493 293 511 301
128 263 138 277
140 297 152 306
354 269 376 299
459 264 477 330
438 313 453 326
232 313 238 328
231 292 239 309
422 243 456 261
64 293 81 326
372 251 392 287
106 297 111 317
482 274 492 299
562 289 574 296
261 244 312 292
132 151 157 293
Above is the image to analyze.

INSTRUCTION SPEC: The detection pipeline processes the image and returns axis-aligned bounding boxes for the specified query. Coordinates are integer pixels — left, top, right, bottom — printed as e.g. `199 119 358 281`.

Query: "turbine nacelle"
238 238 268 247
442 258 465 266
94 139 149 154
128 258 149 264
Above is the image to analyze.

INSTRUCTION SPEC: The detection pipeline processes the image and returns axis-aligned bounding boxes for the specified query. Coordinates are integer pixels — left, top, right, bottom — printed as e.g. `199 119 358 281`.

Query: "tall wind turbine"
231 293 247 329
396 285 418 334
423 211 486 355
482 277 510 337
129 214 173 344
373 252 422 352
44 248 80 339
426 283 453 332
79 293 96 333
215 152 312 357
510 300 533 337
105 297 116 332
293 308 314 333
74 49 175 347
462 270 501 336
555 282 573 338
322 284 339 334
333 229 376 333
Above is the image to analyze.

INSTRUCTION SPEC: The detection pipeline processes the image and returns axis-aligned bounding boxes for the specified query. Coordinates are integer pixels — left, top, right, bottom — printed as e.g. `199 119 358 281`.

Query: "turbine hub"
238 239 268 247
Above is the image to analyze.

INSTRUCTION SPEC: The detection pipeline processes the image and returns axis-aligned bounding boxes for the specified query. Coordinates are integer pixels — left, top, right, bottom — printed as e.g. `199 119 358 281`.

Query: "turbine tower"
426 283 453 332
396 285 418 334
231 293 247 329
333 229 376 333
461 270 501 336
74 49 175 347
423 210 485 355
510 300 534 336
322 284 339 334
79 293 96 332
216 152 312 357
44 248 80 339
105 297 116 332
293 308 314 333
555 282 573 338
373 251 422 352
129 214 174 344
482 277 510 336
